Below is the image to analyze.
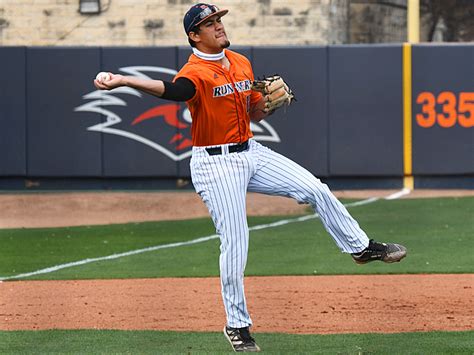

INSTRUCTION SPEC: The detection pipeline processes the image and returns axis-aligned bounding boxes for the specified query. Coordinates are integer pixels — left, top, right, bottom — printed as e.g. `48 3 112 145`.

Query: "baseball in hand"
95 72 111 83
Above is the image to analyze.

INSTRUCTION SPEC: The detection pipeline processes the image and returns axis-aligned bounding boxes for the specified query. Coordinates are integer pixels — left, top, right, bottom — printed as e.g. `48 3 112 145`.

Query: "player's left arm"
250 96 269 122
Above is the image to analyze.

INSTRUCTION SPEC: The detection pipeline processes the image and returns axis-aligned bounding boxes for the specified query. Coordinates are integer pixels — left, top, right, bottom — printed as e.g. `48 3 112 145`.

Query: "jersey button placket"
225 71 243 143
232 71 247 142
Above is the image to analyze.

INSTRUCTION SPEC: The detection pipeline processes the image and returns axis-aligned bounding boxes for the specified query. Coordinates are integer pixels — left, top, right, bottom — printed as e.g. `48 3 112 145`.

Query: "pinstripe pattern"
190 139 369 328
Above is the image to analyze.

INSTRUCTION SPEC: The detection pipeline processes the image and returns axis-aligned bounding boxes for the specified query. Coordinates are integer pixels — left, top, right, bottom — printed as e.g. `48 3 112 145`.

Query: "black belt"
206 141 249 156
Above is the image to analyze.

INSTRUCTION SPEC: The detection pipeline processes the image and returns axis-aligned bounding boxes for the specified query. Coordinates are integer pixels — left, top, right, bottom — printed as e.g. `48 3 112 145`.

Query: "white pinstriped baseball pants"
190 139 370 328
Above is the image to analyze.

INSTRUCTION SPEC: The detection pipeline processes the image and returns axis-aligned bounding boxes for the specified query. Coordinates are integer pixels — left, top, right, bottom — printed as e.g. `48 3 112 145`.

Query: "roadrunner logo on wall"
74 66 281 161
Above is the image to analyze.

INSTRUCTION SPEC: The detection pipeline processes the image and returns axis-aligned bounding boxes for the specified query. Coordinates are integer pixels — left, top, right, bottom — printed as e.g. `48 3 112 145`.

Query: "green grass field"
2 330 473 354
1 196 473 353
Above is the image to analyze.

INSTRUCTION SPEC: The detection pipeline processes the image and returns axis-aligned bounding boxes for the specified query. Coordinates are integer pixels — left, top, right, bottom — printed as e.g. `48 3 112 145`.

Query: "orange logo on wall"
416 91 474 128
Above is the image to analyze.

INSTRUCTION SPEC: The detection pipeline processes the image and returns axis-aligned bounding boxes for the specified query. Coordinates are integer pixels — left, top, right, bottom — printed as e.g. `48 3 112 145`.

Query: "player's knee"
298 182 331 206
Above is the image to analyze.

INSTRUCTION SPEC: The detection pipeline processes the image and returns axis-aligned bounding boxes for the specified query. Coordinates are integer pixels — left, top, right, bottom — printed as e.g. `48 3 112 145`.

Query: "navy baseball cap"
183 3 229 35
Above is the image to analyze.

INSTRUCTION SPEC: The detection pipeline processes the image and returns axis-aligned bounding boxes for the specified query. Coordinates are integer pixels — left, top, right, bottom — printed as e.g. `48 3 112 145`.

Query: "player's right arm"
94 74 196 102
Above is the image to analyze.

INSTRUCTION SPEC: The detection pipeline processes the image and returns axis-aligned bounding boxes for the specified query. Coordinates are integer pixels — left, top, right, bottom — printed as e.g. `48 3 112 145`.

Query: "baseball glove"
251 75 295 114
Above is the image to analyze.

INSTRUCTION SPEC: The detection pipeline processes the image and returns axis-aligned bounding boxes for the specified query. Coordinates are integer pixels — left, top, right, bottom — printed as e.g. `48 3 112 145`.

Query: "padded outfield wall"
0 44 472 189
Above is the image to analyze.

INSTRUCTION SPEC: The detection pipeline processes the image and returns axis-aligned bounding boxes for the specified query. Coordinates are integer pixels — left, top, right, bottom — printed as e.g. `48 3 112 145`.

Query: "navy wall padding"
252 46 329 176
0 47 27 175
27 47 103 176
412 44 474 175
328 44 403 176
0 45 472 180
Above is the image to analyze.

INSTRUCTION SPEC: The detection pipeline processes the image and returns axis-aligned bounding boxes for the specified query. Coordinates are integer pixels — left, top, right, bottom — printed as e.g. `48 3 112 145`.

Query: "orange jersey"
175 49 262 146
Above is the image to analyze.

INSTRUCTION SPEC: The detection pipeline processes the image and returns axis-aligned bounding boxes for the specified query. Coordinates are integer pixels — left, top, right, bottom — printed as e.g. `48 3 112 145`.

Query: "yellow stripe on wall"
403 43 414 190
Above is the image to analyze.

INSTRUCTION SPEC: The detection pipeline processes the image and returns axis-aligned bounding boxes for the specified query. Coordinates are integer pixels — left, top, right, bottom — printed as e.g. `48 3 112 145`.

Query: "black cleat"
224 326 261 352
352 239 407 264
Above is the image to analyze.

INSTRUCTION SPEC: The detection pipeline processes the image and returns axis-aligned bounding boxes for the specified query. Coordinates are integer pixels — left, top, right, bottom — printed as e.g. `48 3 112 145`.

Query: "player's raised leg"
247 140 407 262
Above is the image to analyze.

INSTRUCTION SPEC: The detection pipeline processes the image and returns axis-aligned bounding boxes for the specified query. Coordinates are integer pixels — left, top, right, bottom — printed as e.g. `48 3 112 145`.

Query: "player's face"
194 15 230 53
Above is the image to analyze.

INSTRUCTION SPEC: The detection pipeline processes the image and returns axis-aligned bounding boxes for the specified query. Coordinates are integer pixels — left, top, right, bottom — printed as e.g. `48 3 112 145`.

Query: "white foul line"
0 190 408 281
385 188 412 200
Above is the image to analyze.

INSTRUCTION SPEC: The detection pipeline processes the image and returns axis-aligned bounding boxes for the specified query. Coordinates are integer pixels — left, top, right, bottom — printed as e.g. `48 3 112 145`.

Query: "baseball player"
94 3 407 352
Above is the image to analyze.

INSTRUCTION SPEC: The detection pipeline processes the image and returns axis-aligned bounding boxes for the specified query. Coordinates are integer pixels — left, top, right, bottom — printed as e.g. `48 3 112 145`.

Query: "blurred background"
0 0 473 46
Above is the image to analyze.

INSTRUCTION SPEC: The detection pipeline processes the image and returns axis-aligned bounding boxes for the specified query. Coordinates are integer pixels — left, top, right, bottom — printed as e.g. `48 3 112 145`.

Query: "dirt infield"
1 275 472 334
1 189 473 334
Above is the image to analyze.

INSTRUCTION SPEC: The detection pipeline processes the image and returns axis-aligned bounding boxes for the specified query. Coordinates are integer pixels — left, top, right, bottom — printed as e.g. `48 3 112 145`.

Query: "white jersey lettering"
213 80 251 98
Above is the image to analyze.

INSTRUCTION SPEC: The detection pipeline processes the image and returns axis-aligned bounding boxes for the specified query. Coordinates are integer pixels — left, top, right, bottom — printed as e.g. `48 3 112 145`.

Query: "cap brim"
194 9 229 28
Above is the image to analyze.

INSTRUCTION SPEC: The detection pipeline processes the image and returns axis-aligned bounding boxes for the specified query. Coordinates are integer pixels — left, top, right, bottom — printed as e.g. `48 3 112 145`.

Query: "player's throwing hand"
94 72 124 90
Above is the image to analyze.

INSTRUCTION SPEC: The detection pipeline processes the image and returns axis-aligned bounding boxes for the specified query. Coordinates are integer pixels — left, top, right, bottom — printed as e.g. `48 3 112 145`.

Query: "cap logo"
199 7 212 19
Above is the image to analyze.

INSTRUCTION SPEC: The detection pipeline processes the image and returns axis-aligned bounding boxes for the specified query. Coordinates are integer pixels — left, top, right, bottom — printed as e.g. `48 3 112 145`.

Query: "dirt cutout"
1 190 473 229
1 275 472 333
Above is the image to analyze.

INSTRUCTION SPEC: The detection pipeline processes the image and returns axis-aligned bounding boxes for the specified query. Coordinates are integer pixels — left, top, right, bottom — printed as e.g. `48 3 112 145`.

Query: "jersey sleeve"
174 63 202 103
